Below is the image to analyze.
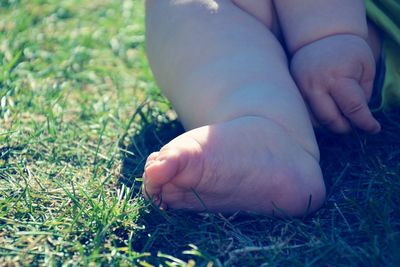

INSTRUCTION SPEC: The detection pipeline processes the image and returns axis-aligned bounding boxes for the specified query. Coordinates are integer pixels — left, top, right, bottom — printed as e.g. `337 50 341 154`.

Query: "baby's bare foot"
142 116 325 216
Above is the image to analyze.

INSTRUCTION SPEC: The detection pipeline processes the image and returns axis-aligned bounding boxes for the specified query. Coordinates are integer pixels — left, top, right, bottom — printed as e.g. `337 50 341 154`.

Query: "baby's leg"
232 0 281 36
144 0 326 216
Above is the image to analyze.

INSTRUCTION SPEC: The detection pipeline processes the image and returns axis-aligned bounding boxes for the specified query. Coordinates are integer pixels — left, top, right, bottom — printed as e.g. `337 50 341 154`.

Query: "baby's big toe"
142 148 181 199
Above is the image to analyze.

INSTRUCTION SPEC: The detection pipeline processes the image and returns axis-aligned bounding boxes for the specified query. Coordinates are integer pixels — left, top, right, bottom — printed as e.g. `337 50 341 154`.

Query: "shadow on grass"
119 105 184 191
119 105 400 266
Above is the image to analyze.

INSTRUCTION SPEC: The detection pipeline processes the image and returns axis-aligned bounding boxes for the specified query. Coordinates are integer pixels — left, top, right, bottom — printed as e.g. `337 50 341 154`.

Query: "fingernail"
371 122 381 134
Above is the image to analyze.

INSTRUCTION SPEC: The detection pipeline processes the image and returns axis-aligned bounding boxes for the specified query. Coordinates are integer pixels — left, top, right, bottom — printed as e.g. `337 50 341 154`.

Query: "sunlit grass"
0 0 159 265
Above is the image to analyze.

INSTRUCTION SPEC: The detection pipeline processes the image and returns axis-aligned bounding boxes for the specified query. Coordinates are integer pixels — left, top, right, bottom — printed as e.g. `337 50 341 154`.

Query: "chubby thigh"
145 0 318 156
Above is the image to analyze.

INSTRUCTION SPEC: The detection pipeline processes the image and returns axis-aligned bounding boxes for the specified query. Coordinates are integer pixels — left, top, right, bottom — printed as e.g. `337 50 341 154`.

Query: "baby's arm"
274 0 380 133
274 0 368 54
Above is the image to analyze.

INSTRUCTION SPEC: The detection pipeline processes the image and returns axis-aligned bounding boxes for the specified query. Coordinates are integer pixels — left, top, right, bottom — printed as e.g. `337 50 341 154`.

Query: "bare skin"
291 34 379 133
144 116 325 215
143 0 381 216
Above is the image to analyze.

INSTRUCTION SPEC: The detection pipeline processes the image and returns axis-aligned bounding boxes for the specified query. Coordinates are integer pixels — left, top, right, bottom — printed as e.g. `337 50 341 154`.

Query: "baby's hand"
290 34 381 134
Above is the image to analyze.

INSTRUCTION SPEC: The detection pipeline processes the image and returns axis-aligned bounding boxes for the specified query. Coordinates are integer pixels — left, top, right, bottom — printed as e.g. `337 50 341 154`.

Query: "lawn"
1 0 399 266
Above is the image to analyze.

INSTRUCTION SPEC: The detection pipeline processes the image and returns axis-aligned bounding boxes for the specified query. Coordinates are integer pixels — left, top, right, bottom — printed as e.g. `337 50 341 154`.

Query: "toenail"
159 203 168 210
145 160 158 170
145 159 154 167
142 172 148 184
141 185 150 199
158 147 178 159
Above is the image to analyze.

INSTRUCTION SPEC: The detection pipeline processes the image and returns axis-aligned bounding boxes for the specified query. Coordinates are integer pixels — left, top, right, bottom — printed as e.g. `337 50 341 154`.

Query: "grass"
0 0 399 266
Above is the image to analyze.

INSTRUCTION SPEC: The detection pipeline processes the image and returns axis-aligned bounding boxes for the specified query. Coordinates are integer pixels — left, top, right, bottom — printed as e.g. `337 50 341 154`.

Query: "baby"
142 0 385 216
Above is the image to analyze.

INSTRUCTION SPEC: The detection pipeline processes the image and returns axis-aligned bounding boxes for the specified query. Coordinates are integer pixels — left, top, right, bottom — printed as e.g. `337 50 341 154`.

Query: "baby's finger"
305 103 321 128
331 79 381 134
306 91 351 133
